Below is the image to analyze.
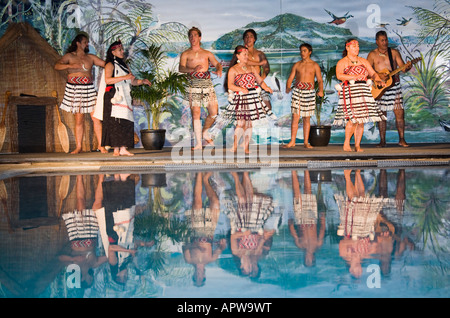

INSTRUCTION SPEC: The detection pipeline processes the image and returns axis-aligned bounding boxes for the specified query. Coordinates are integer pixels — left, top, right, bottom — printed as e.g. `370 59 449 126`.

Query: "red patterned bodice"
344 65 369 81
234 73 258 89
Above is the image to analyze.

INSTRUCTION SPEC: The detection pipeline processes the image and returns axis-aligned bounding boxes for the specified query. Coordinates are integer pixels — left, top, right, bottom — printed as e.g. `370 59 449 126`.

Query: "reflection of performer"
183 172 226 287
367 31 412 148
379 169 405 221
179 27 223 149
288 170 325 267
378 169 415 264
211 46 275 154
333 39 386 152
54 34 106 154
60 175 108 288
335 170 389 278
225 172 275 278
100 174 139 285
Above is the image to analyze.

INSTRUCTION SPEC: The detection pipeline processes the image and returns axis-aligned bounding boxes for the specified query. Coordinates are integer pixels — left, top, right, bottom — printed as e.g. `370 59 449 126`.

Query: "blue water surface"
0 167 448 298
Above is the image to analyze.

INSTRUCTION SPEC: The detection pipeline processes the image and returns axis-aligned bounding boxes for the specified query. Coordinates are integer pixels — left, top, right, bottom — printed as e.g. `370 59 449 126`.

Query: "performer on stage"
243 29 272 111
284 43 323 149
211 45 275 154
179 27 223 150
99 40 151 157
333 39 386 152
54 33 106 154
367 31 412 148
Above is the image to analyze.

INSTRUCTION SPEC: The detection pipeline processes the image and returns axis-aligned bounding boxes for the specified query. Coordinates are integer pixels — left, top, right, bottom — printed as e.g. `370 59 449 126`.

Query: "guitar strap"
387 47 394 70
387 48 398 83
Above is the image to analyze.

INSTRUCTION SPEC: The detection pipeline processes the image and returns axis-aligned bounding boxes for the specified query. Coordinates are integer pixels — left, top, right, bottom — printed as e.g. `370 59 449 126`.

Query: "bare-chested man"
284 43 323 148
367 31 411 148
243 29 272 110
179 27 223 150
55 34 106 154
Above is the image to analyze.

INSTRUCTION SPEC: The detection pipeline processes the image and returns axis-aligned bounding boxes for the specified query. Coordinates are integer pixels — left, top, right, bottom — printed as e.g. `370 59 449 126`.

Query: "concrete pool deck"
0 143 449 177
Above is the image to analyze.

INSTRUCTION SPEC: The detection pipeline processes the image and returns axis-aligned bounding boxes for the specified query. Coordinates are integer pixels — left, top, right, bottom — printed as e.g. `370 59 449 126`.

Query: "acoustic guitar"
372 57 421 100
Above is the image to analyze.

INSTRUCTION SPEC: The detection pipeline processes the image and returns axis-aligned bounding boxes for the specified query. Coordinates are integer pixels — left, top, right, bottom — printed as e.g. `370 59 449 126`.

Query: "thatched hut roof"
0 22 67 102
0 22 96 153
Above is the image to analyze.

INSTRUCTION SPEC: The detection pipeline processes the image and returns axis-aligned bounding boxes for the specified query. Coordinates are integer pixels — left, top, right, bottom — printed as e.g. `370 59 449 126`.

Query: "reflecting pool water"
0 168 449 298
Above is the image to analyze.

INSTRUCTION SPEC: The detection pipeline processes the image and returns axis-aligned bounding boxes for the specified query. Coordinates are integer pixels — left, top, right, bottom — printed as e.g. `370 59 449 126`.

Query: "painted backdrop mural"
1 0 449 146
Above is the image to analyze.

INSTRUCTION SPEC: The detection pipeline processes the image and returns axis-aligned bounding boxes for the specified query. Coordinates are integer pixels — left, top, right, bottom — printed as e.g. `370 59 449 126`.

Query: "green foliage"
131 44 187 130
134 206 191 275
407 171 450 252
102 3 188 59
404 52 450 127
408 0 450 60
314 61 337 125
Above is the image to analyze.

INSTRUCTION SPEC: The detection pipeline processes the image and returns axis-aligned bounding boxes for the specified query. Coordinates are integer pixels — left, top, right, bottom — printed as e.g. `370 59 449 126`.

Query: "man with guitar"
367 31 412 148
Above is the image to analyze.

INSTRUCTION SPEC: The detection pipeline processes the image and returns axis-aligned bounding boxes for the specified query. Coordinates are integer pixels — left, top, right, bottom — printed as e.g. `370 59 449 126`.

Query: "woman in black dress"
102 41 151 156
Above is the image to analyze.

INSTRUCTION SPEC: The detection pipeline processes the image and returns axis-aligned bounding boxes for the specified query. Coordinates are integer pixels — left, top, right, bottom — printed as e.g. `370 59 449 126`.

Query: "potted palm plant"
309 61 336 147
131 44 187 150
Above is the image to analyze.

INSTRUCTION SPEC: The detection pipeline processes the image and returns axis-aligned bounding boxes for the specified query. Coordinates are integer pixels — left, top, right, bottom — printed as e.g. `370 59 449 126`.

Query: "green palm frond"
131 45 188 129
102 4 188 58
408 0 450 58
103 3 154 43
409 0 449 38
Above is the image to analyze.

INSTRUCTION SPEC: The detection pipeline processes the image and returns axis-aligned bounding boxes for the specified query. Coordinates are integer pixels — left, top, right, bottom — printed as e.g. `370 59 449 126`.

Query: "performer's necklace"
378 49 388 57
347 56 358 65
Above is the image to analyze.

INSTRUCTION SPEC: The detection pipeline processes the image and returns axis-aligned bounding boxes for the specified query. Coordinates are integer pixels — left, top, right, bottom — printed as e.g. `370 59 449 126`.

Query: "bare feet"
282 141 296 148
304 144 313 149
119 149 134 156
98 147 109 154
70 147 82 154
343 145 353 152
113 148 134 156
203 132 214 146
398 139 409 147
376 142 386 148
355 146 364 152
192 144 203 151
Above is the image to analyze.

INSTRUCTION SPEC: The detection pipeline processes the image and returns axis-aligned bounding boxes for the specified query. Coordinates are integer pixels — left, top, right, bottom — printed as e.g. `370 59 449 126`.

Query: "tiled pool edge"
1 158 449 179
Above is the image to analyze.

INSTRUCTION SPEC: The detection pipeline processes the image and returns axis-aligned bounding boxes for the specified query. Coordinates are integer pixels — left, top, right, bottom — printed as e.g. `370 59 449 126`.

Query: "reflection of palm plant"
134 209 190 244
134 185 191 275
131 44 187 130
407 172 449 252
314 61 336 126
134 210 190 275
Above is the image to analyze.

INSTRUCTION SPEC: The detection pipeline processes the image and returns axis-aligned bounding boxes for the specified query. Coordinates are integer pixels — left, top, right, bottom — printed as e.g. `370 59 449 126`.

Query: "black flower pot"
140 129 166 150
141 173 167 187
309 170 332 183
309 125 331 147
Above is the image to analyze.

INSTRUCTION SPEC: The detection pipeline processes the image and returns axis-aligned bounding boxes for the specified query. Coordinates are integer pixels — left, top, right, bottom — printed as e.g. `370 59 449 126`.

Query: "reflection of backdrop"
0 0 448 149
